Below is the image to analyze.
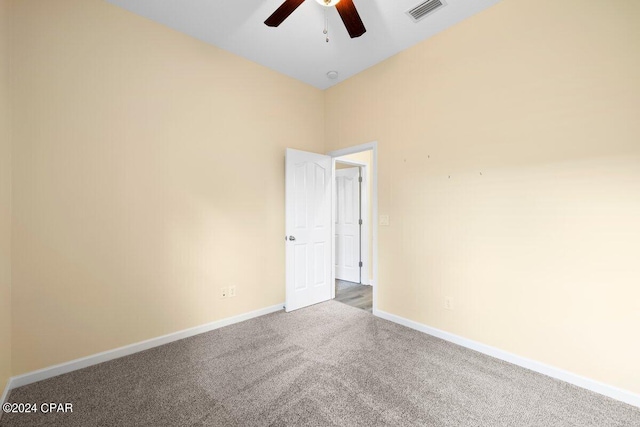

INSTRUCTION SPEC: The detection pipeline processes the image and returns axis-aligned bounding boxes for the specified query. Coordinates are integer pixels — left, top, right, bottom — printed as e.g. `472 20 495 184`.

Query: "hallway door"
335 167 361 283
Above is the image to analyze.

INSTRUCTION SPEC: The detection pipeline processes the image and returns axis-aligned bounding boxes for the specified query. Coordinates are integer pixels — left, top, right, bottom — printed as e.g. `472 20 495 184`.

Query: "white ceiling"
105 0 502 90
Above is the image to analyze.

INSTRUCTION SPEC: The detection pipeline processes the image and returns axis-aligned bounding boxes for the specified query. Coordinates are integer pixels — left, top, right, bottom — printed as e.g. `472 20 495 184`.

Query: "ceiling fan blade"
335 0 366 38
265 0 306 27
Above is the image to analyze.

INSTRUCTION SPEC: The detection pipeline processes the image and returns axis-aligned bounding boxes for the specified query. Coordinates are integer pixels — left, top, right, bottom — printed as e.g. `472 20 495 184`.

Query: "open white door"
335 167 361 283
285 148 332 312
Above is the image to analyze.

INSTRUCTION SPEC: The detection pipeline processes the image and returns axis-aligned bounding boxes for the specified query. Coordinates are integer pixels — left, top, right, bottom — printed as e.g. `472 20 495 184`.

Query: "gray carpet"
2 300 639 426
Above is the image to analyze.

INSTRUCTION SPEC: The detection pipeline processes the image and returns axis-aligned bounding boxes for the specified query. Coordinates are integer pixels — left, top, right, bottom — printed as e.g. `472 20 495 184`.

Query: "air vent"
407 0 446 23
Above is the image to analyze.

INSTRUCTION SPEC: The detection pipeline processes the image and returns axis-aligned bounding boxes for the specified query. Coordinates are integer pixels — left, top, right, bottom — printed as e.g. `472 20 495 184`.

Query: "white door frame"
333 160 369 286
328 141 379 315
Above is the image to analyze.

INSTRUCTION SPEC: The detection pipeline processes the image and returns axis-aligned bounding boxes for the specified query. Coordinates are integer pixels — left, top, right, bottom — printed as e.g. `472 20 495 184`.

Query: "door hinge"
359 261 363 267
359 176 363 182
359 219 363 225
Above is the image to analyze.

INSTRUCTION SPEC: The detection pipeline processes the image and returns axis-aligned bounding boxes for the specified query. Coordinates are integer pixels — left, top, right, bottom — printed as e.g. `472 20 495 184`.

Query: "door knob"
288 236 296 241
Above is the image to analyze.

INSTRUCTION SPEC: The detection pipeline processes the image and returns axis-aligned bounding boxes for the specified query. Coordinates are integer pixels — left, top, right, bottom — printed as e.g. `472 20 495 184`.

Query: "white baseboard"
1 378 11 418
7 303 284 391
360 277 373 286
375 309 640 409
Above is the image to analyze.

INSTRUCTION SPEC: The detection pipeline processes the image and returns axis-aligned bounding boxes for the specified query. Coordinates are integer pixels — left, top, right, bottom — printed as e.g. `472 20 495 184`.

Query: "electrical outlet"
229 285 236 298
220 287 228 299
379 215 390 226
445 296 454 311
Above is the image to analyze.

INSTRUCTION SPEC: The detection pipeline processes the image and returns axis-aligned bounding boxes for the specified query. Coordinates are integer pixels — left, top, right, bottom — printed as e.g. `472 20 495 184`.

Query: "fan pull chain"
323 9 329 43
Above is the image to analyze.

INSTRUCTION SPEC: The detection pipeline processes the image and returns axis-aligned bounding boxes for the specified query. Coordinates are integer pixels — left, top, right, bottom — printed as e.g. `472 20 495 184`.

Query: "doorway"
284 142 378 314
332 150 373 312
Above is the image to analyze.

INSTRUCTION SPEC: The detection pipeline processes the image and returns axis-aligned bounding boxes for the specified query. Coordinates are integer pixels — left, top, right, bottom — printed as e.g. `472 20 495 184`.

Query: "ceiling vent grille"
407 0 446 23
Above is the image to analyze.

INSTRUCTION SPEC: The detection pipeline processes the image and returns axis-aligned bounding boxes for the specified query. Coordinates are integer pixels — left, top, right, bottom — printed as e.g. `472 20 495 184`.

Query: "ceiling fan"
265 0 366 39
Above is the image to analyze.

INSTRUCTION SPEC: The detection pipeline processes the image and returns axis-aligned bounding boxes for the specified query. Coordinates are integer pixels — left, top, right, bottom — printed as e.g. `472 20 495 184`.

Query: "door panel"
314 242 326 284
285 148 332 312
345 236 354 267
335 167 360 283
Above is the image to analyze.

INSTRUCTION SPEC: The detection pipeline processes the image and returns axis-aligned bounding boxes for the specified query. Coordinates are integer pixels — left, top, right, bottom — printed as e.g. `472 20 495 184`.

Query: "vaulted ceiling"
105 0 502 89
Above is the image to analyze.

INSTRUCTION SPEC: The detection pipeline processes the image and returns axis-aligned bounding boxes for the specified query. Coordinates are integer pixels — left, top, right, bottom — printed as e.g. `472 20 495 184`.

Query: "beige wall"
0 0 12 397
10 0 324 375
325 0 640 394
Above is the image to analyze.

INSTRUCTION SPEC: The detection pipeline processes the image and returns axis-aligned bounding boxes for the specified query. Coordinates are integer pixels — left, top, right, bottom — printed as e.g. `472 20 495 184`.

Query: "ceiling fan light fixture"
315 0 341 7
265 0 365 39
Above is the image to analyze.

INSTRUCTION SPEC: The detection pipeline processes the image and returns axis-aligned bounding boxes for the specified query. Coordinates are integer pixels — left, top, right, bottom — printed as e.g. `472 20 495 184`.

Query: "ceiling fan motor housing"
265 0 366 39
